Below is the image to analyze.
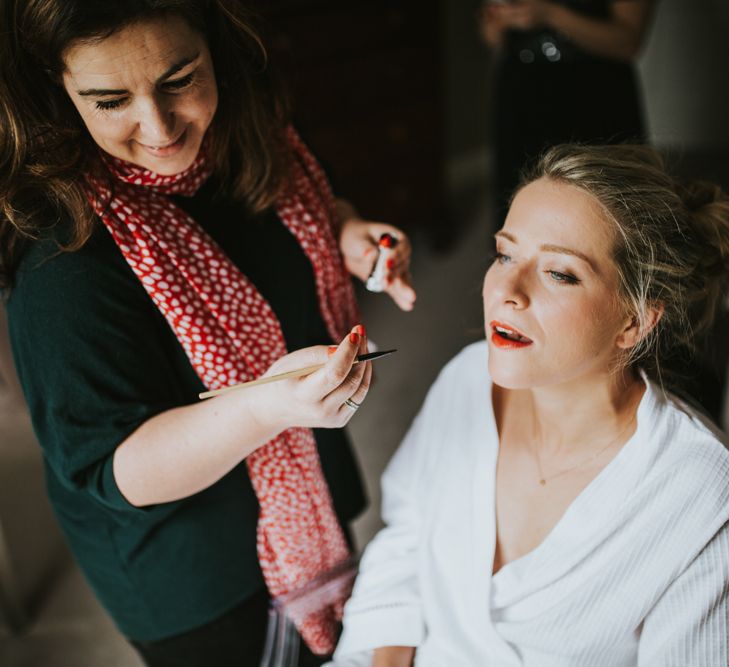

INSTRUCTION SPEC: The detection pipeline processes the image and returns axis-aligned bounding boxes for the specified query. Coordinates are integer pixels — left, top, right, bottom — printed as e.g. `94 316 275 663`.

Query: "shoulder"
7 216 149 332
429 340 489 398
642 384 729 524
651 386 729 475
403 340 490 452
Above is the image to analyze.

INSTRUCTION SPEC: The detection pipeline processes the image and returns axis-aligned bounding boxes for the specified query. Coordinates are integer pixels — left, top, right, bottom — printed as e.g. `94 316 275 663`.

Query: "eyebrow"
76 53 199 97
494 230 597 271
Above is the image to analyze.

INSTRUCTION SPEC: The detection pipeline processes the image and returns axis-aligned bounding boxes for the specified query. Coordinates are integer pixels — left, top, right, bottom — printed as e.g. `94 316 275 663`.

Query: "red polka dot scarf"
84 127 358 654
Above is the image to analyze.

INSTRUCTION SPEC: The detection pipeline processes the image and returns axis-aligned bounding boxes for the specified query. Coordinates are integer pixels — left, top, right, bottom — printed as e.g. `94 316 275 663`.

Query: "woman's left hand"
339 217 416 312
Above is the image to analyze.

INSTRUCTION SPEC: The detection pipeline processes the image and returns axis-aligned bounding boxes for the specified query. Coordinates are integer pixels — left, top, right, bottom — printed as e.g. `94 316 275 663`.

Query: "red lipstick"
489 320 533 349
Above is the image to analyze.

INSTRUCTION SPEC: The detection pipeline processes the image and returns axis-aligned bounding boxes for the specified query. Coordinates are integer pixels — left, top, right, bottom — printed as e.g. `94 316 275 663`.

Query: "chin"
487 349 556 390
146 155 197 176
488 362 535 390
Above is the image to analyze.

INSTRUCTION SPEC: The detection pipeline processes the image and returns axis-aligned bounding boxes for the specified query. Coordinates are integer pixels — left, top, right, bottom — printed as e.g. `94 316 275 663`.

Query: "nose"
136 96 176 144
485 262 531 310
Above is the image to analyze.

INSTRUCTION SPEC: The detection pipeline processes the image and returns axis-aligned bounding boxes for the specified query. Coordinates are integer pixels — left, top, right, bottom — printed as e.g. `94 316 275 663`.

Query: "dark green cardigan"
6 179 366 640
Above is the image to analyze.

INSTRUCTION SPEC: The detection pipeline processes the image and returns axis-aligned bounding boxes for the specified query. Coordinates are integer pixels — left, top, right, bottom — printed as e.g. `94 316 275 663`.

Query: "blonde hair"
521 144 729 382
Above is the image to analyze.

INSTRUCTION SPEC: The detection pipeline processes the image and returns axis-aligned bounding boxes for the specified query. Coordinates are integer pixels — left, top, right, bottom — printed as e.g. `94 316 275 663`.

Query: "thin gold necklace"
532 415 636 486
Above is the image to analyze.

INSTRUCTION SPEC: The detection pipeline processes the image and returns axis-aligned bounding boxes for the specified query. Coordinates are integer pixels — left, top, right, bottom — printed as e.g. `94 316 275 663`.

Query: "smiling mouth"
138 129 187 153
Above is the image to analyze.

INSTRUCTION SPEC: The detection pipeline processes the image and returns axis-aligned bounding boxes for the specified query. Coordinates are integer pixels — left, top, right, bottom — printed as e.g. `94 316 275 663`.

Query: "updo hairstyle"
520 144 729 382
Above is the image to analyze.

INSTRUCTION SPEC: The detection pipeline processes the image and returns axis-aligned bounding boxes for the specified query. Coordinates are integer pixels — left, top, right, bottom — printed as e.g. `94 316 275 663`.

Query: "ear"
616 304 664 350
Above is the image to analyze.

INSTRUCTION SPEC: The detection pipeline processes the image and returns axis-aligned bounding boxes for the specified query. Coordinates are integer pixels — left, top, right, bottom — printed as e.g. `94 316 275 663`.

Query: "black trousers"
130 588 328 667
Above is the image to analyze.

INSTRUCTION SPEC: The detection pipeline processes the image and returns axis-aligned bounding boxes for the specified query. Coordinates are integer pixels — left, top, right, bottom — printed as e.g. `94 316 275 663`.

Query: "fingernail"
327 346 338 356
349 332 359 344
380 233 396 248
355 324 365 336
386 258 395 270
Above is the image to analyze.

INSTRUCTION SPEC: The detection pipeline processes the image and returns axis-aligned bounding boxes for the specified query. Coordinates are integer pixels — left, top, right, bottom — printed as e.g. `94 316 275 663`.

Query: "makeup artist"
0 1 415 665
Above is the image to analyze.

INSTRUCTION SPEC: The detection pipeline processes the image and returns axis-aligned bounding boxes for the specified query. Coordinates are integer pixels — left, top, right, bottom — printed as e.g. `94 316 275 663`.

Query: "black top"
6 177 366 641
492 0 645 218
504 0 614 65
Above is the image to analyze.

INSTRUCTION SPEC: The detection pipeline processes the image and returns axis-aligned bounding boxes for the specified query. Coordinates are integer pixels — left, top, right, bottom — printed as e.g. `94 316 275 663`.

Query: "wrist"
235 385 288 447
335 199 361 234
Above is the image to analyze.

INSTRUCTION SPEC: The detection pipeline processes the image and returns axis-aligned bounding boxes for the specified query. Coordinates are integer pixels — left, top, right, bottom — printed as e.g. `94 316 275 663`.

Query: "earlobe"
616 305 664 350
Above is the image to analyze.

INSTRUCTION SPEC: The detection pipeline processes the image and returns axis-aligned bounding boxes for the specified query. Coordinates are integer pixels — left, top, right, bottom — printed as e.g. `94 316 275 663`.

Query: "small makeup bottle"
366 233 398 292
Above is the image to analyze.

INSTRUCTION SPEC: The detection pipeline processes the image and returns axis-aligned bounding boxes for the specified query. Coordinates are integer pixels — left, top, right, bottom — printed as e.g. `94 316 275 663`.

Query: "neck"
523 367 643 457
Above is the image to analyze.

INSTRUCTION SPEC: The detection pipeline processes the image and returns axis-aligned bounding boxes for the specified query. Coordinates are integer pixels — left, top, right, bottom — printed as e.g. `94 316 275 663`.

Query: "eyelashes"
162 72 195 91
95 98 125 111
491 252 581 286
547 270 580 285
94 72 196 111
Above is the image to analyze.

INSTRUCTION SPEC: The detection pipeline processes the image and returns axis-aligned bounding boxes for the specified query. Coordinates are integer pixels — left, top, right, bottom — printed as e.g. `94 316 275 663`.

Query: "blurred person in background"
478 0 655 220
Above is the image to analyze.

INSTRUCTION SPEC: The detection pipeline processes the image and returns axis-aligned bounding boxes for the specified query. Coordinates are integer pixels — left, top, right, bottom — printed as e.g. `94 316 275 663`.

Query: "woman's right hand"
114 325 370 507
250 325 371 433
372 646 416 667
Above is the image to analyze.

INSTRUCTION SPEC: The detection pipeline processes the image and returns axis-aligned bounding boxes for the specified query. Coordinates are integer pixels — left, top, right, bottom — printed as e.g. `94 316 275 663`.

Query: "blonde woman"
333 145 729 666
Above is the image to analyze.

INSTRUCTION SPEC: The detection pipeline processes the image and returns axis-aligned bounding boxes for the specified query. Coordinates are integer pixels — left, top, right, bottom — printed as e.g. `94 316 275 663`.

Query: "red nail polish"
327 346 338 356
379 233 397 249
355 324 365 336
349 332 359 344
386 258 395 270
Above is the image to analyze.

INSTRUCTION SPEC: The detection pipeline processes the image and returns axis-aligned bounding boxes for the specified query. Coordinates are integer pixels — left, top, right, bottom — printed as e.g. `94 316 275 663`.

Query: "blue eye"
493 252 511 264
547 270 580 285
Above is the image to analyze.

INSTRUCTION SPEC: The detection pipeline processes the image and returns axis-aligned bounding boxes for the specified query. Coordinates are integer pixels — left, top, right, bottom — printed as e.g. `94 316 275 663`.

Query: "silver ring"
344 398 361 411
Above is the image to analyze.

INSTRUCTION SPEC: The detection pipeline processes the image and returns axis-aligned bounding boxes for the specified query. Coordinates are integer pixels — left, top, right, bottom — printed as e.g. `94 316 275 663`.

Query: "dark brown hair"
521 144 729 383
0 0 289 289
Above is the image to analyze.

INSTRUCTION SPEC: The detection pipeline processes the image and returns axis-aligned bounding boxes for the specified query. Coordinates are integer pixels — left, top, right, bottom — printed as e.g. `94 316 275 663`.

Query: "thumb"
263 345 330 376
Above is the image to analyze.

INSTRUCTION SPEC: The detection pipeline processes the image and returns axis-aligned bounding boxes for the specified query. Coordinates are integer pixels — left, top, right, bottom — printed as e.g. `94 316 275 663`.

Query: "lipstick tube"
366 233 398 292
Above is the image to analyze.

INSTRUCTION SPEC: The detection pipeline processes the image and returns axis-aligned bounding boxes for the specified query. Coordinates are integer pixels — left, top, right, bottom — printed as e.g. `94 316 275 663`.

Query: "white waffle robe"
332 342 729 666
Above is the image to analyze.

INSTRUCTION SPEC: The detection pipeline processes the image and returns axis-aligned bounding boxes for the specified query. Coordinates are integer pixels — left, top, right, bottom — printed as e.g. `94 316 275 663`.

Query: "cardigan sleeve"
637 519 729 666
7 225 194 518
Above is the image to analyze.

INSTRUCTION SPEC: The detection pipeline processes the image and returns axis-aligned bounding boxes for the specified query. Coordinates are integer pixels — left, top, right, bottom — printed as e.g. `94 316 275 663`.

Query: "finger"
387 242 412 267
385 256 410 282
323 323 368 403
264 344 330 376
360 324 369 354
336 359 372 421
312 326 363 392
351 358 372 404
386 276 417 312
388 271 415 296
323 358 367 415
351 246 379 283
325 355 367 407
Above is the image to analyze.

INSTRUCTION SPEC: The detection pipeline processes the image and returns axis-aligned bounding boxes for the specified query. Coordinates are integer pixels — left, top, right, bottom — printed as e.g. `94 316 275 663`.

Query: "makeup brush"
198 349 397 400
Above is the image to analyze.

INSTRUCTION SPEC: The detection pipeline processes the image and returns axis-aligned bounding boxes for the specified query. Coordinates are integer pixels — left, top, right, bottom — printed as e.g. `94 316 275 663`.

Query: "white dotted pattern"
84 128 359 654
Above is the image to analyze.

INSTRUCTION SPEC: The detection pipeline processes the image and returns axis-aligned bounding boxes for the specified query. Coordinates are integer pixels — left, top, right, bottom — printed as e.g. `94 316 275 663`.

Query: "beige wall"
638 0 729 149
